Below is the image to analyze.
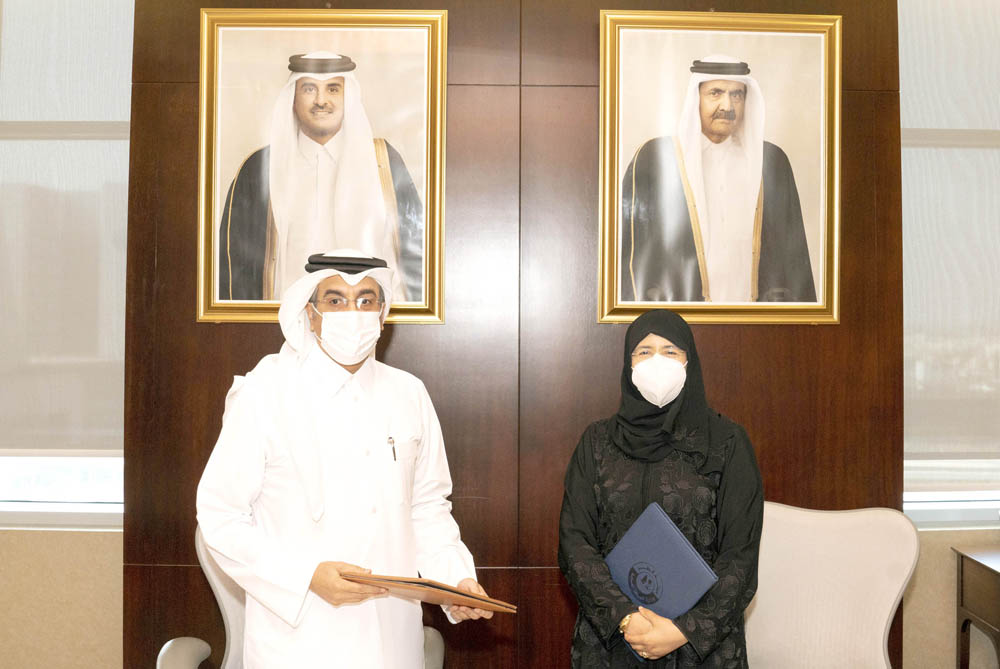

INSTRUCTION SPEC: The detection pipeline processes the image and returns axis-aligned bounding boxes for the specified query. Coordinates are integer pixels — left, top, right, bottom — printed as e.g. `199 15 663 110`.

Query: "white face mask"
631 354 687 407
311 305 381 365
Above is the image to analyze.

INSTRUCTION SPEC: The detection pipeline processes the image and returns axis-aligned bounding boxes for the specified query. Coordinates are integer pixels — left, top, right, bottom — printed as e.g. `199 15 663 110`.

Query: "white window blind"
0 0 133 527
899 0 1000 528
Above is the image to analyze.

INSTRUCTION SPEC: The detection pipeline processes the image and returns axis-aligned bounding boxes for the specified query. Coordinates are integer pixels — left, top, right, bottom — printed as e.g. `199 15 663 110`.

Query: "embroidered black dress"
558 310 764 668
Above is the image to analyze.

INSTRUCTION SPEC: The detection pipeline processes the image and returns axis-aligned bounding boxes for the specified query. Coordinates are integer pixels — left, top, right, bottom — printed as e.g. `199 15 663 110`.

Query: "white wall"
0 530 122 668
904 528 1000 669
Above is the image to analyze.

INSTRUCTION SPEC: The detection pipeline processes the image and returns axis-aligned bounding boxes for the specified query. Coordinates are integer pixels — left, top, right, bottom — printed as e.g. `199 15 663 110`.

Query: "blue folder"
605 502 718 621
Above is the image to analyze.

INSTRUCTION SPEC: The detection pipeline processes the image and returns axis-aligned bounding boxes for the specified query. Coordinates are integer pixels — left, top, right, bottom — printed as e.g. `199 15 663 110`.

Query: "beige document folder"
342 574 517 613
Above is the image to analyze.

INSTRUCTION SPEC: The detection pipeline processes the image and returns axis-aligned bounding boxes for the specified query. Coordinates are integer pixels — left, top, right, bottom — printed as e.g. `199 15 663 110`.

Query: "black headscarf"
611 309 712 464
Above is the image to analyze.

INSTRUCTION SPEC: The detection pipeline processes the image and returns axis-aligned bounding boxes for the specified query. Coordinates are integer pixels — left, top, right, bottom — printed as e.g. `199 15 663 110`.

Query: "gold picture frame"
598 11 841 324
197 9 447 323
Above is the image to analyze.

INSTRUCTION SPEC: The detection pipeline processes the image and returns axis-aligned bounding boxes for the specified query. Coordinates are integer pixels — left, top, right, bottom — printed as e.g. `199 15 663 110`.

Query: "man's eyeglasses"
311 297 383 313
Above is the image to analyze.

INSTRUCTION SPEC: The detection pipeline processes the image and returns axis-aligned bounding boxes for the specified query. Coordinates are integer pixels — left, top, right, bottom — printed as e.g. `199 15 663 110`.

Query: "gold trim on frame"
197 9 447 323
597 10 841 324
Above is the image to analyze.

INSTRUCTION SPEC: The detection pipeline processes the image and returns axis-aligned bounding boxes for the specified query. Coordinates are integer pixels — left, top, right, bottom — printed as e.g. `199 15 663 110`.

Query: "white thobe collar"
699 132 754 302
274 131 346 297
700 132 739 154
293 346 379 523
297 128 344 162
302 342 377 401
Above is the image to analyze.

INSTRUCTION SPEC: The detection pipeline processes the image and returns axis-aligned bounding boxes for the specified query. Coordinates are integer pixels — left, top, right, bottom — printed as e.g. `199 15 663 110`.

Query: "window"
899 0 1000 529
0 0 133 528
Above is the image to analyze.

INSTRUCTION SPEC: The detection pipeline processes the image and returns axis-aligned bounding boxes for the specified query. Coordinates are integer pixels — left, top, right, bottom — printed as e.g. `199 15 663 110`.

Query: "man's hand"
623 606 688 660
444 578 494 622
309 562 387 607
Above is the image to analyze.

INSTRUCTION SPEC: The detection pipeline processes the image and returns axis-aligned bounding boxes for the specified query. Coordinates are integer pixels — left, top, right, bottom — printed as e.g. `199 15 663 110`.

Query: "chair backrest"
744 502 919 669
195 526 245 669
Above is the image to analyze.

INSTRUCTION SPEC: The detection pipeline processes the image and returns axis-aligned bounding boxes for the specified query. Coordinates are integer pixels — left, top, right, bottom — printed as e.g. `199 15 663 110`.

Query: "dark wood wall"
124 1 902 666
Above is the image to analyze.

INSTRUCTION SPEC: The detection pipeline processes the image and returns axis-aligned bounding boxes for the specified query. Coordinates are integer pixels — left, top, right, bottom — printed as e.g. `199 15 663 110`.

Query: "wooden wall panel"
516 87 904 562
687 89 903 511
514 1 902 665
124 565 225 669
380 84 521 566
124 82 285 567
521 0 898 91
873 91 904 510
127 0 902 665
518 85 625 567
426 569 519 668
132 0 519 85
124 83 520 566
516 569 578 667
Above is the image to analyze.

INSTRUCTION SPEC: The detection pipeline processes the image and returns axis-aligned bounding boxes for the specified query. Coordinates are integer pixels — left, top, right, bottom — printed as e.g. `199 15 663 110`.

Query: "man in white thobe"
197 250 490 668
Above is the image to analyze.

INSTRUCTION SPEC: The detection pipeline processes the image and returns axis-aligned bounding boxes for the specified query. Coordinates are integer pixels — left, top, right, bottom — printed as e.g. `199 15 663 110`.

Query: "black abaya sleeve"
672 427 763 662
558 425 637 647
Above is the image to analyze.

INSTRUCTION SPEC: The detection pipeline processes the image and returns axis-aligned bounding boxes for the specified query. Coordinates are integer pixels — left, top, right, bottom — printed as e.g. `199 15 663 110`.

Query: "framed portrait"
197 9 446 323
598 11 841 324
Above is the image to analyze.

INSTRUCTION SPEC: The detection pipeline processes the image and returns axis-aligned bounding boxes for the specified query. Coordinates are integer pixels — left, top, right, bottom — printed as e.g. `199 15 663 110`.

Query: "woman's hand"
445 578 495 622
623 606 688 660
621 609 651 636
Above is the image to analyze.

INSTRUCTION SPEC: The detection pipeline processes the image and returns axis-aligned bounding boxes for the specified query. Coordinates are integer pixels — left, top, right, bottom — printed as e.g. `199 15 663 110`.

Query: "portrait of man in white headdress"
620 54 818 304
217 51 423 304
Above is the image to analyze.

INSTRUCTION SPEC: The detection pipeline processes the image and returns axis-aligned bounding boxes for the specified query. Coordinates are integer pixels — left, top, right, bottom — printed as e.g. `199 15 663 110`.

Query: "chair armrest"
423 625 445 669
156 637 212 669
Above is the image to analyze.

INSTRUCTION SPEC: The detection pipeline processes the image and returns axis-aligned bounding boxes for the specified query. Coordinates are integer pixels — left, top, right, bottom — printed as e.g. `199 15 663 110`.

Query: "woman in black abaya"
558 309 763 668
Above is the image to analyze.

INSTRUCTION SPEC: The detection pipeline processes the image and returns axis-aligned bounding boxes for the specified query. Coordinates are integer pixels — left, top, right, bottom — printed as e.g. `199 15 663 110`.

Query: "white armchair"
744 502 919 669
157 526 445 669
